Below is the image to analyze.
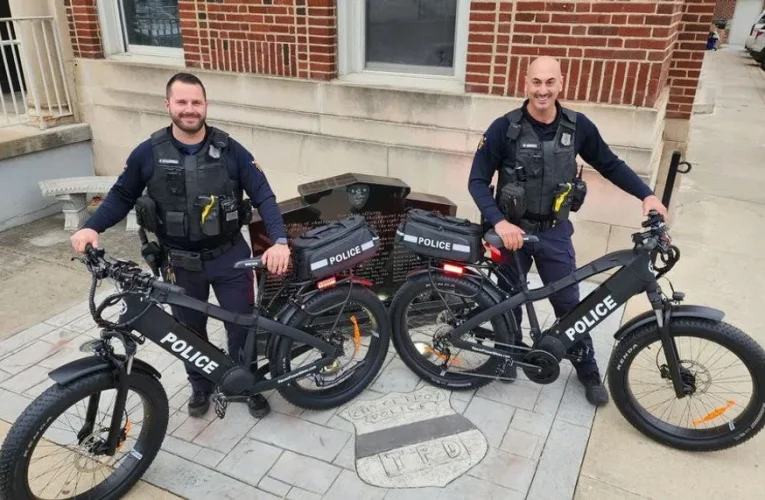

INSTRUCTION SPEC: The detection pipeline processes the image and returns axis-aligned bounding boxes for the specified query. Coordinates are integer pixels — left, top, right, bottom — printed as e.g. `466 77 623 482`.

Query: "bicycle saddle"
234 256 265 269
484 228 539 249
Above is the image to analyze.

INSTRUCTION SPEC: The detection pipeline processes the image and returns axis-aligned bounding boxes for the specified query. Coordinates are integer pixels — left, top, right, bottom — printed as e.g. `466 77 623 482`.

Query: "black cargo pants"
498 219 598 377
166 233 255 394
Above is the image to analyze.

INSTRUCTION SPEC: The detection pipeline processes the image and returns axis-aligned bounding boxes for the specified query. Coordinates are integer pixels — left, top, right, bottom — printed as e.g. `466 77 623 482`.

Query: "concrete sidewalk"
576 47 765 500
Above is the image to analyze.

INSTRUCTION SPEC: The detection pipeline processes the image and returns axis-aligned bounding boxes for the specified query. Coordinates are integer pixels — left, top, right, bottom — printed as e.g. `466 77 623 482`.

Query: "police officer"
70 72 291 419
468 56 668 406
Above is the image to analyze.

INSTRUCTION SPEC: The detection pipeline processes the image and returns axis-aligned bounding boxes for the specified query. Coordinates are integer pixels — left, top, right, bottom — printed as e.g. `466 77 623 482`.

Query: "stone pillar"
7 0 75 127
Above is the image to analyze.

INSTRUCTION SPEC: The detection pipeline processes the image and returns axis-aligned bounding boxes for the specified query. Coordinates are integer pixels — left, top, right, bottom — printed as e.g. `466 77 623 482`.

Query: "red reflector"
317 277 337 289
443 263 464 275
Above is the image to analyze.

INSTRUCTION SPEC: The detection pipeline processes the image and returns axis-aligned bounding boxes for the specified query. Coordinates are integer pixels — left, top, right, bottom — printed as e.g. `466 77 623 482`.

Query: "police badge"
561 132 572 147
347 183 370 210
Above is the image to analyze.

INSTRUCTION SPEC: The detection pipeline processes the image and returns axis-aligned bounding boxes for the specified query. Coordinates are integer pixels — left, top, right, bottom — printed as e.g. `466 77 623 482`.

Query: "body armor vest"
145 126 244 248
496 106 579 228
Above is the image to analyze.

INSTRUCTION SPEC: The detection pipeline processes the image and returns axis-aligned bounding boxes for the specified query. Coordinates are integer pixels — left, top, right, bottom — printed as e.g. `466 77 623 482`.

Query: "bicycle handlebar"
82 244 186 296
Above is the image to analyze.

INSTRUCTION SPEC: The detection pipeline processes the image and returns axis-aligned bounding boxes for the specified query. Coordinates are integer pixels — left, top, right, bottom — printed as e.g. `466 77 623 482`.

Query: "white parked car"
744 10 765 49
749 28 765 62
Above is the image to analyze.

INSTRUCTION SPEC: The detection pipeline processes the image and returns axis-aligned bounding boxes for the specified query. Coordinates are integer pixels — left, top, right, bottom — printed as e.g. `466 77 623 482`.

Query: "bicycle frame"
445 245 661 361
116 288 342 398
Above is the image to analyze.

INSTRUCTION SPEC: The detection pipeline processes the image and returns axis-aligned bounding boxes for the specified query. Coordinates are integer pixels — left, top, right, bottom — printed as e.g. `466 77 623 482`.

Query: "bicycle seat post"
513 250 542 338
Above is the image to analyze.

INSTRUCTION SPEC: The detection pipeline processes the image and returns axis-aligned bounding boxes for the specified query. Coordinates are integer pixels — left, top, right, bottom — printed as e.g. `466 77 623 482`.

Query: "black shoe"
247 394 271 419
188 390 210 417
577 371 609 406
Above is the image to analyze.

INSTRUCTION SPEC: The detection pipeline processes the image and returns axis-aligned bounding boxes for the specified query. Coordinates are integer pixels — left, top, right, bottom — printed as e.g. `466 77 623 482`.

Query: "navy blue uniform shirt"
84 125 288 249
468 101 654 227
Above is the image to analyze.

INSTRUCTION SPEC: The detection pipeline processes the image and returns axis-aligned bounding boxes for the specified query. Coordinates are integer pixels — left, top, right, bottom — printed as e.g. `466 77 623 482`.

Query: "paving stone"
368 357 421 394
193 403 257 453
267 391 305 416
216 437 282 486
475 379 541 411
194 447 227 468
43 301 92 328
259 476 292 497
0 340 56 374
0 388 33 422
332 436 355 470
466 447 537 494
0 322 57 359
449 392 470 414
500 427 542 461
462 395 515 448
286 487 322 500
249 413 350 462
166 408 189 434
268 450 342 494
38 335 92 369
0 364 49 394
324 469 387 499
526 418 592 500
555 372 597 429
23 377 56 398
40 326 83 344
172 412 213 442
142 450 279 499
533 364 572 416
508 408 555 441
162 435 203 461
382 474 524 500
298 406 336 425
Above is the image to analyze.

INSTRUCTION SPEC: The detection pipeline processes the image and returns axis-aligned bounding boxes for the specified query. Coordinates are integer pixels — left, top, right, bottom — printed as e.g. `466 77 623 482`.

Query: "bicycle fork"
648 286 691 399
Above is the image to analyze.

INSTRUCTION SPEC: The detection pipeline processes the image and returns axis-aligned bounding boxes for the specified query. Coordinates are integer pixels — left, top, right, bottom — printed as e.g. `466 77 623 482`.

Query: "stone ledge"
0 123 92 162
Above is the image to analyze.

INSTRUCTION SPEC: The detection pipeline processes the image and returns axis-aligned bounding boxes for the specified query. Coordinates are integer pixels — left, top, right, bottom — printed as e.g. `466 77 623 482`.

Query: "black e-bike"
0 219 391 499
390 209 765 452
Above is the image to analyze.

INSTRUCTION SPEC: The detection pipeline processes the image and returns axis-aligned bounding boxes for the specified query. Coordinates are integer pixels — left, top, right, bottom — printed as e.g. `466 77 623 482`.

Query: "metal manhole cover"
338 386 488 488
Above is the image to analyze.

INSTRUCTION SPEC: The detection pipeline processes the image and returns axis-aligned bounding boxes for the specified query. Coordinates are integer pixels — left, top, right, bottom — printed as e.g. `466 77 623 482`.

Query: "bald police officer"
71 72 290 419
468 56 667 406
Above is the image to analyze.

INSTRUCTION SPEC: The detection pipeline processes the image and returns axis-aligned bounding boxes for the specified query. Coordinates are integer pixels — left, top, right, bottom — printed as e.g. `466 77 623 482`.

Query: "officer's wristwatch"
275 237 288 245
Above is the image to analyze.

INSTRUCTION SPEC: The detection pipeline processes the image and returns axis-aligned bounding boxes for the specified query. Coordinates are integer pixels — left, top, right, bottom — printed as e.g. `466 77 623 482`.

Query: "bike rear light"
443 263 464 275
317 277 337 289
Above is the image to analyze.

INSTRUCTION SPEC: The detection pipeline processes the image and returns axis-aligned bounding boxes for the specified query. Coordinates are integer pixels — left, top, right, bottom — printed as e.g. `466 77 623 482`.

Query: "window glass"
121 0 182 48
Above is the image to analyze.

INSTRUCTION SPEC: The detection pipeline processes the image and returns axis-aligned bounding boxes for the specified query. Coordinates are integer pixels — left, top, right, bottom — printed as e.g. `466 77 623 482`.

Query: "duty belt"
166 236 238 272
517 213 556 234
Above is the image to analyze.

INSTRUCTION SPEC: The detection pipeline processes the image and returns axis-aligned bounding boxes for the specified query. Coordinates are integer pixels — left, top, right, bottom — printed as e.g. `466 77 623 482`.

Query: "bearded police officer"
70 72 290 419
468 56 667 406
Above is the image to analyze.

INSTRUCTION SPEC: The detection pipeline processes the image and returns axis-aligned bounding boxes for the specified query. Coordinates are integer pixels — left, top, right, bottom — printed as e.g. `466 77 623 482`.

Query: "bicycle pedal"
212 391 228 419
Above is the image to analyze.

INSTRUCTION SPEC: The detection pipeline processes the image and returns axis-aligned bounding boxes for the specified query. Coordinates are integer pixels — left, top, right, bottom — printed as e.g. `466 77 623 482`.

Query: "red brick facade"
63 0 716 120
179 0 336 80
713 0 736 20
64 0 103 59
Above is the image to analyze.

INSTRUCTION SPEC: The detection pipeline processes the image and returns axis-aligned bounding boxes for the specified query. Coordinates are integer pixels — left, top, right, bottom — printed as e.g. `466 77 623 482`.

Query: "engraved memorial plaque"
338 386 488 488
247 173 458 303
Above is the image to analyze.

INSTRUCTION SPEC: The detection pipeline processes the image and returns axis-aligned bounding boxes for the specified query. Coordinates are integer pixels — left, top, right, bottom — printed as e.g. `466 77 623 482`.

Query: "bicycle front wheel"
0 369 168 500
608 317 765 452
270 284 391 410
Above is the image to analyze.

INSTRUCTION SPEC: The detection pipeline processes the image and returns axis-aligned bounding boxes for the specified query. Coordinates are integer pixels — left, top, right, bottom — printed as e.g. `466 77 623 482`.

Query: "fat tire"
0 370 169 500
389 272 513 391
608 317 765 452
271 284 391 410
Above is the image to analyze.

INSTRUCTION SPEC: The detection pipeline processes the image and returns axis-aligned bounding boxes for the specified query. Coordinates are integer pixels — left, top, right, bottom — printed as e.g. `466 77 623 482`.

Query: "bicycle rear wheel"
270 284 391 410
389 272 514 391
608 317 765 451
0 369 168 499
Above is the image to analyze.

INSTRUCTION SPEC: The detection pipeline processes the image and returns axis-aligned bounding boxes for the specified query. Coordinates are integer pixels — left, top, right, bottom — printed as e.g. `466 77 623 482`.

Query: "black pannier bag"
291 216 380 280
395 209 484 263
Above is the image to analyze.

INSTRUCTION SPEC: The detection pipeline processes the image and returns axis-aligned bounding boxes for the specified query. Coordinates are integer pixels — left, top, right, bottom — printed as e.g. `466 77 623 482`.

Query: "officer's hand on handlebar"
262 243 291 275
494 220 526 251
71 228 99 255
642 194 667 219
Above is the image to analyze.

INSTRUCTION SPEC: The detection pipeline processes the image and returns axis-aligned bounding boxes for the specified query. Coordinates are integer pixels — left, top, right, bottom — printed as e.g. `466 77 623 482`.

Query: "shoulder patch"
477 135 486 151
252 159 263 172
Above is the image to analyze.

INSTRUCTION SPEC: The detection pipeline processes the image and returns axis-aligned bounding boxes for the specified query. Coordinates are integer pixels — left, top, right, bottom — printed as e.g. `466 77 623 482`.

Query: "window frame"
336 0 470 93
96 0 184 60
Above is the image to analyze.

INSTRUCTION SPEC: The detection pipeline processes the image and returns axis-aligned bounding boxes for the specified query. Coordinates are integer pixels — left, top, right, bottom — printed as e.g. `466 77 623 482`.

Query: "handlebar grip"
484 229 539 249
152 280 186 295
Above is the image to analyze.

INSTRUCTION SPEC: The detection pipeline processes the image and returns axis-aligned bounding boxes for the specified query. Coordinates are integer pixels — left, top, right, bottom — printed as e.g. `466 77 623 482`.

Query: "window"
97 0 184 60
337 0 469 92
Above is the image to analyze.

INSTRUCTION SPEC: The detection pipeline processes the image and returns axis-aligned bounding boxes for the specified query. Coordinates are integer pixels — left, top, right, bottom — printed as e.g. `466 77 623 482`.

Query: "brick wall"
713 0 736 20
465 0 686 108
63 0 103 59
179 0 336 80
665 0 716 120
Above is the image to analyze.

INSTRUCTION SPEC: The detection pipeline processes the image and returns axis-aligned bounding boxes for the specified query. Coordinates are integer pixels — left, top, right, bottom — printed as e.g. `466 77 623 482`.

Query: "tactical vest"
145 126 244 246
496 106 579 228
